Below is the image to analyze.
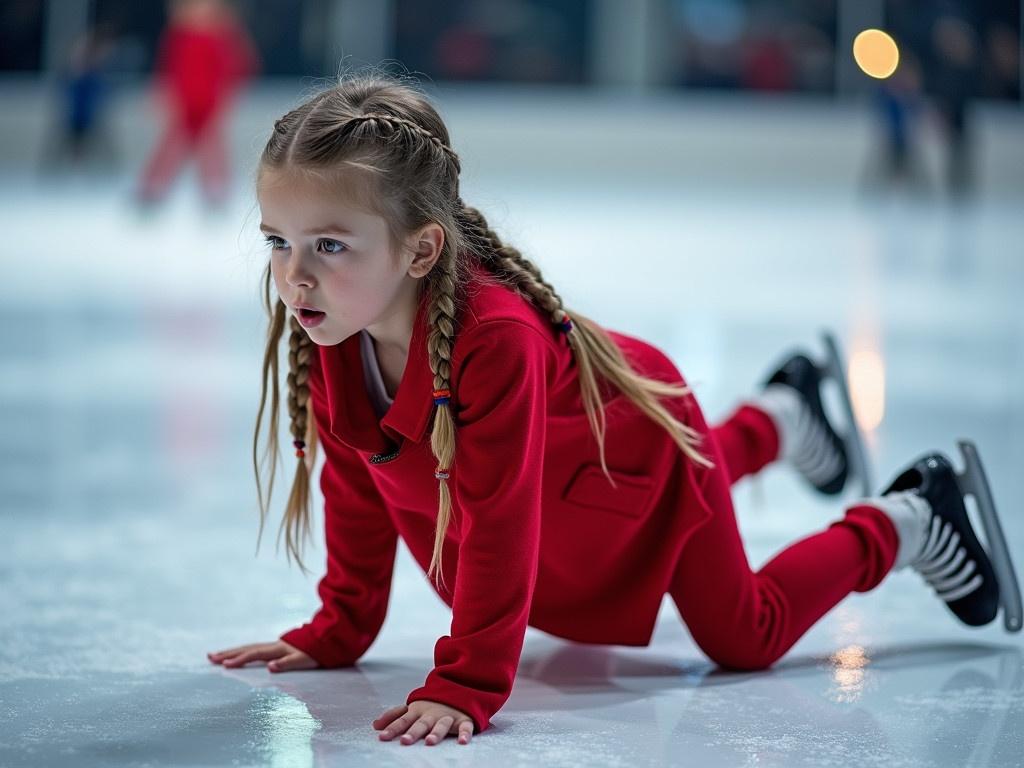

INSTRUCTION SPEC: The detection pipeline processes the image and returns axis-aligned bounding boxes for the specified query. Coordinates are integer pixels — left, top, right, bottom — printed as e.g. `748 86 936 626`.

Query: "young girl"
207 72 1020 747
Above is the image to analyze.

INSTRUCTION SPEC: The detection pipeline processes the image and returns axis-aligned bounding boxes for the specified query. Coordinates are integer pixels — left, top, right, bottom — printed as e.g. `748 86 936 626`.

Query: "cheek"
269 258 299 305
321 270 366 306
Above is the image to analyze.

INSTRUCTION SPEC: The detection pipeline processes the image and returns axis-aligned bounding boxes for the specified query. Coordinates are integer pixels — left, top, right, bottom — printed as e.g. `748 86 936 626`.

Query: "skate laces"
762 383 844 487
789 395 845 487
912 515 985 602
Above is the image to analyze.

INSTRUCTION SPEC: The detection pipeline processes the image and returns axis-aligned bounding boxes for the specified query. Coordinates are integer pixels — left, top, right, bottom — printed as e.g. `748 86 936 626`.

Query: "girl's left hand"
373 700 475 746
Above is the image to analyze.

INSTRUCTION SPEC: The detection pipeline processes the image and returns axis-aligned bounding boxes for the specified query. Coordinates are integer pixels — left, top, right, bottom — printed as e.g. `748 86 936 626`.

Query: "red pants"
668 404 899 671
138 106 229 204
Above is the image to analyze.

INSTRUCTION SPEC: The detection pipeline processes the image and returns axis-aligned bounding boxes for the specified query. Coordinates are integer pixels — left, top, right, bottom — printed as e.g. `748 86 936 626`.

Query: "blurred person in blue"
40 22 119 172
887 0 989 199
865 52 928 195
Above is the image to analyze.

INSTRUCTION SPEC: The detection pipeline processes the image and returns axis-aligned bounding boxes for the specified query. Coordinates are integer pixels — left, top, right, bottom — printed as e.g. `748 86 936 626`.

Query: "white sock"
749 384 801 461
748 384 845 486
862 490 932 571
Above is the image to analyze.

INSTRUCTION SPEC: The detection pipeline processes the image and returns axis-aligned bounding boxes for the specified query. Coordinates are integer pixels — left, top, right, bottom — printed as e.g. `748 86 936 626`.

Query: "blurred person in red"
136 0 259 209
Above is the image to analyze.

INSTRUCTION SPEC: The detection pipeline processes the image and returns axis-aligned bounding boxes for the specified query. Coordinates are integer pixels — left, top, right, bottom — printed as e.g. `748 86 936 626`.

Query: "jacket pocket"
561 463 656 520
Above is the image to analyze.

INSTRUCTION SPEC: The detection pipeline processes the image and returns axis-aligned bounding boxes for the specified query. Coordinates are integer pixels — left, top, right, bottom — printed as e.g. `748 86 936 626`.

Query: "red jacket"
279 264 716 733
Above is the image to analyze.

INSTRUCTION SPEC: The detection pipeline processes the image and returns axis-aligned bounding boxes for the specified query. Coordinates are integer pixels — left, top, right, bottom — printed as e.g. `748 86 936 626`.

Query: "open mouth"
298 308 326 319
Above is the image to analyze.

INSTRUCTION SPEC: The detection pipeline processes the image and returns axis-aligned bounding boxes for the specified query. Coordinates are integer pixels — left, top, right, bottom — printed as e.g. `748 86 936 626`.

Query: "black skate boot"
882 442 1022 632
761 332 870 496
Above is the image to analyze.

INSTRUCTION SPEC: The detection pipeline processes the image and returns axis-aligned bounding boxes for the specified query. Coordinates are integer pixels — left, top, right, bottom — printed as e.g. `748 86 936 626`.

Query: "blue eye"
262 235 346 254
318 239 347 254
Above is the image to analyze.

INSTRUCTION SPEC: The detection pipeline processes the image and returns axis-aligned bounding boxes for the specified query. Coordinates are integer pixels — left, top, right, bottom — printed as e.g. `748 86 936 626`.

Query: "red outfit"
279 264 899 733
138 13 258 202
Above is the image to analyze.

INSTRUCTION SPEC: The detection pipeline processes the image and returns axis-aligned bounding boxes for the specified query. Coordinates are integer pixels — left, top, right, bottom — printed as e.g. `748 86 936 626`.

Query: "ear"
407 222 445 278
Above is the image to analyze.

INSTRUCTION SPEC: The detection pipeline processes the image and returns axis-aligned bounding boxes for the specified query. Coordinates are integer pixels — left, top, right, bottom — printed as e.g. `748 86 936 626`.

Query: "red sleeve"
279 353 399 668
405 321 549 734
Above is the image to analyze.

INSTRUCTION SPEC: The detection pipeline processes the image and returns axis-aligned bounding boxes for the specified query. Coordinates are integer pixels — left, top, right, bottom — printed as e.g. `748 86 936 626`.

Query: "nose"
284 250 315 289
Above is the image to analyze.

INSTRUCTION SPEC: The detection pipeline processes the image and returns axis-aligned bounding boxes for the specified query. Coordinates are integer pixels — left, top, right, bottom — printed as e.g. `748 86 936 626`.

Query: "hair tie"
557 316 574 333
293 439 306 458
433 388 451 406
435 468 450 480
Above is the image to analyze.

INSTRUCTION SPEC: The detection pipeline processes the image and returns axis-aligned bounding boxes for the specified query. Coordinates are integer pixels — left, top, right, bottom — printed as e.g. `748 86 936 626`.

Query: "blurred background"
2 1 1023 766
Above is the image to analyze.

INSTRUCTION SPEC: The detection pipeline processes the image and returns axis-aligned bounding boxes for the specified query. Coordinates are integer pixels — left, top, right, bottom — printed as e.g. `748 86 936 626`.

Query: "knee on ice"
700 642 782 673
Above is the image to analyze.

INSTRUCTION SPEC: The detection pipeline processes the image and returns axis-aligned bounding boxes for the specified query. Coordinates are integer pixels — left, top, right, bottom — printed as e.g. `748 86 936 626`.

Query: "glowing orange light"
849 346 885 433
853 29 900 79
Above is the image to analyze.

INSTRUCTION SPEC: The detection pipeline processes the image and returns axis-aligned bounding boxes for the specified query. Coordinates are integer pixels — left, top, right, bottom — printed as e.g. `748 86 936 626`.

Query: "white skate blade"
819 331 873 497
955 440 1022 633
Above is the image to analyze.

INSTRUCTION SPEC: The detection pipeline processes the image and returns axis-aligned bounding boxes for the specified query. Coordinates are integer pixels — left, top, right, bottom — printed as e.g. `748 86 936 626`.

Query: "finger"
208 645 252 657
221 648 277 667
372 705 407 730
378 712 417 741
379 712 416 740
399 716 436 746
458 720 473 744
207 645 254 661
425 716 454 746
267 652 306 672
220 652 259 667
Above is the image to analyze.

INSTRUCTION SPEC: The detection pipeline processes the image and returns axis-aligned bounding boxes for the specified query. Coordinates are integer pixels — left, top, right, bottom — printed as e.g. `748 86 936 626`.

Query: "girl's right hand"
207 640 319 673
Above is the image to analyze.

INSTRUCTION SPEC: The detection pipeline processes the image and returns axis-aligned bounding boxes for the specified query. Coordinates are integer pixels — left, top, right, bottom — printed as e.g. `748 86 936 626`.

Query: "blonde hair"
253 69 712 592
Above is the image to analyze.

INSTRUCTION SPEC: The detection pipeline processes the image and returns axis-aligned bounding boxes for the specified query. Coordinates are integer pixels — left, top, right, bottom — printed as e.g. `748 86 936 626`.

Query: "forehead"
257 166 383 229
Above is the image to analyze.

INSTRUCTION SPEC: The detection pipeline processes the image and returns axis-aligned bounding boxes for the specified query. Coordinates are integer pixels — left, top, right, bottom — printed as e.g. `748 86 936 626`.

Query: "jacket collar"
319 284 435 454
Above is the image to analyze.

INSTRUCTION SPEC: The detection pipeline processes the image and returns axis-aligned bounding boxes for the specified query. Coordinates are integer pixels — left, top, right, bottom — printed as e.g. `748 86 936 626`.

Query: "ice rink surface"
2 88 1023 766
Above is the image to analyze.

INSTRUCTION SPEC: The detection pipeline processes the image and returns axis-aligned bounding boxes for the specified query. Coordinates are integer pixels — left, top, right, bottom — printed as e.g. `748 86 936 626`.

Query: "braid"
457 201 573 330
455 200 619 473
424 251 459 592
287 316 314 452
344 113 462 175
283 315 315 558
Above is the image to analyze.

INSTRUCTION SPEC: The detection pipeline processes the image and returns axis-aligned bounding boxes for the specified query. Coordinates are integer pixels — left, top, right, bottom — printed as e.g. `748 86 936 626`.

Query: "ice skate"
757 331 872 497
879 441 1022 632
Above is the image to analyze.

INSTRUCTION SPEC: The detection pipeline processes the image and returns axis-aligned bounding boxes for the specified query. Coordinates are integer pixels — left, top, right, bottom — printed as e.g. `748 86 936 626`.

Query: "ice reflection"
827 644 870 703
249 690 319 768
849 343 886 435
